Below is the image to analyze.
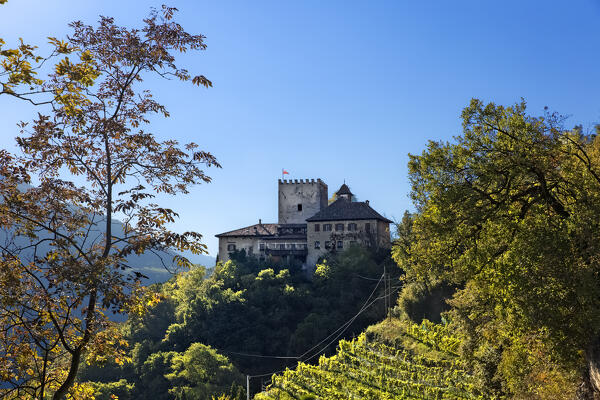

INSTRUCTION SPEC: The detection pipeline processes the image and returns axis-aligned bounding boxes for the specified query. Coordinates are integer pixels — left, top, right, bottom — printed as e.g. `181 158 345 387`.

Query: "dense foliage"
79 246 396 399
394 99 600 398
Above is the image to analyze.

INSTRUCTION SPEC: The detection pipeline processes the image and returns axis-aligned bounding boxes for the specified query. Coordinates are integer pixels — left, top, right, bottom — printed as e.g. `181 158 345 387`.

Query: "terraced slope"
255 320 482 400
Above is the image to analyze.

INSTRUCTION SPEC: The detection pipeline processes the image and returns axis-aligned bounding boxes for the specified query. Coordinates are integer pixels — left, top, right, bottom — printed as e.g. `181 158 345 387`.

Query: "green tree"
0 6 218 399
162 260 302 374
393 211 455 323
137 351 178 400
166 343 244 400
86 379 134 400
396 99 600 397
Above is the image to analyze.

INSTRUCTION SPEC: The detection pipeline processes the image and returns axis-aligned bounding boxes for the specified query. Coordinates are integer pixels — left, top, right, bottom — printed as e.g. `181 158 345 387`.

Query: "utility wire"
354 273 402 281
223 350 297 359
248 284 385 377
371 286 402 302
229 274 385 362
249 369 288 378
298 272 384 361
302 280 402 364
243 275 404 382
248 285 404 380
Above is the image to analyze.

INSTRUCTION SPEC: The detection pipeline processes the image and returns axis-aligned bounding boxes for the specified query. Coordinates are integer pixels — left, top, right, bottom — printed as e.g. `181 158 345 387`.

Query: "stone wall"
377 220 392 248
217 236 261 263
306 219 390 268
278 179 328 224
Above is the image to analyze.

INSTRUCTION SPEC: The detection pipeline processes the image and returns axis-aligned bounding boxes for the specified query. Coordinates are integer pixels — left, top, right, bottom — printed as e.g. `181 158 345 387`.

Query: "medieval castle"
216 179 392 270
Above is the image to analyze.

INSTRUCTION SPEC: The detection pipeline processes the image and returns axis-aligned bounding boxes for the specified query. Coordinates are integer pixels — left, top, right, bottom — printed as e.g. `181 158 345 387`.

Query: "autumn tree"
0 6 219 399
395 99 600 398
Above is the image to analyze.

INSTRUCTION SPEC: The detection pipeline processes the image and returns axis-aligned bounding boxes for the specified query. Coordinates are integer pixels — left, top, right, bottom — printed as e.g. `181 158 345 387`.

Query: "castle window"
259 243 265 251
297 204 302 211
291 243 296 249
227 243 236 251
348 223 357 231
314 224 320 232
279 243 285 250
335 223 344 231
314 241 320 249
365 223 371 232
323 224 332 231
337 241 343 249
325 241 331 249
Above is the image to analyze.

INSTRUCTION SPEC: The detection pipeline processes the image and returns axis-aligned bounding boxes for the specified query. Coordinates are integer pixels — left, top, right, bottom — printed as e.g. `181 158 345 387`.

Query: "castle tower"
335 183 353 201
278 179 328 224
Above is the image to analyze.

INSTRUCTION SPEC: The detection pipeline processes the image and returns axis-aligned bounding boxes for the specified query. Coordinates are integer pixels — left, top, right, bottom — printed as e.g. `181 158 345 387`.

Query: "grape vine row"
255 323 481 399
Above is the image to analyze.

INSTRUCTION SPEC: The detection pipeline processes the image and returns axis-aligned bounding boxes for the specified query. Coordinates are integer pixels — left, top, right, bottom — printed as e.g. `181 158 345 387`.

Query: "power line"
298 273 384 361
302 290 379 363
243 273 402 398
354 272 402 281
354 273 381 281
372 286 402 302
229 273 386 363
384 263 388 323
223 350 297 359
302 283 402 365
249 369 287 378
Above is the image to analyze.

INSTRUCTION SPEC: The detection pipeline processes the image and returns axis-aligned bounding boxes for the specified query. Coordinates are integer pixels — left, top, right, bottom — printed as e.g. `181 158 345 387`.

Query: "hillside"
0 216 215 284
255 318 481 400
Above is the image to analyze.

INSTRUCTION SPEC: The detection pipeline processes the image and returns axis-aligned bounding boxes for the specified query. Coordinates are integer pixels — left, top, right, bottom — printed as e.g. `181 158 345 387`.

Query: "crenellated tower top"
278 178 328 224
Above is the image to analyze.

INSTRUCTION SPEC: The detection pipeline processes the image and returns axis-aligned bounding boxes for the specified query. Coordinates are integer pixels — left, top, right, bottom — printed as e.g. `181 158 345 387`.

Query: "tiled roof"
336 183 353 196
215 223 278 238
306 199 393 223
215 223 309 238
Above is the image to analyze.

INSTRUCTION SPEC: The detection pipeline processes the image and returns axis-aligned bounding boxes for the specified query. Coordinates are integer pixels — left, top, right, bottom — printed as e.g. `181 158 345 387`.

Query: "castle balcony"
263 242 308 257
265 248 308 257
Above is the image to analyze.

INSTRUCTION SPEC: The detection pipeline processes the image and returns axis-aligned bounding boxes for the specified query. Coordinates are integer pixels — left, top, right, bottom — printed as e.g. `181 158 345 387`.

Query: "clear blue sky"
1 1 599 257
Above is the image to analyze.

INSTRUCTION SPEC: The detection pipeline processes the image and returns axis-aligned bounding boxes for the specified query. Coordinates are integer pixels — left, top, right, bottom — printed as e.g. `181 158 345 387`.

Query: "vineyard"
254 320 482 399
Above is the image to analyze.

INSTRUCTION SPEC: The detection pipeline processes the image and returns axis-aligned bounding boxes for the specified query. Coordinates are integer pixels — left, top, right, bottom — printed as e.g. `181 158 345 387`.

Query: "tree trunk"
51 349 82 400
577 337 600 400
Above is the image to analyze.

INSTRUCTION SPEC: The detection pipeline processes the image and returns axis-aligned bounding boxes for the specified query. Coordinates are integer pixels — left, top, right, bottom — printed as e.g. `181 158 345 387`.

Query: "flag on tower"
282 169 289 180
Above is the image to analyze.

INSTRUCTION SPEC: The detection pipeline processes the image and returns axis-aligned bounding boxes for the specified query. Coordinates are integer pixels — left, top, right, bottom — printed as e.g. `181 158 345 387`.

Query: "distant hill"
179 249 216 269
117 247 216 284
0 216 215 285
107 220 216 283
1 182 215 284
